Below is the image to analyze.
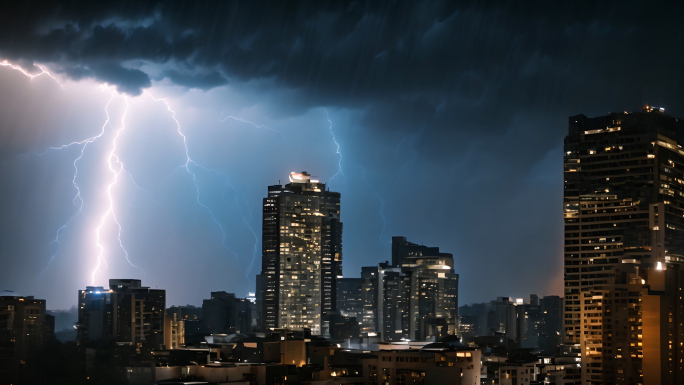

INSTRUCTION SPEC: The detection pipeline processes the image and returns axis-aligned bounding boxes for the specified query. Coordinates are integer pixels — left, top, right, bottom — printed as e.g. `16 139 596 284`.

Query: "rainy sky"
1 1 684 310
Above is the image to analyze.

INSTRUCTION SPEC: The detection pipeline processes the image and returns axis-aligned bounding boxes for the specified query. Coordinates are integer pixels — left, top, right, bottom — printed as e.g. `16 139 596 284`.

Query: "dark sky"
1 1 684 310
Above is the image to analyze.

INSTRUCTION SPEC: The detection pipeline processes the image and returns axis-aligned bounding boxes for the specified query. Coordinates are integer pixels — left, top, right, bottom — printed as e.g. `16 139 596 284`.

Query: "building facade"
361 345 481 385
0 293 49 382
359 237 459 341
202 291 254 335
77 279 165 350
564 107 684 384
259 171 342 335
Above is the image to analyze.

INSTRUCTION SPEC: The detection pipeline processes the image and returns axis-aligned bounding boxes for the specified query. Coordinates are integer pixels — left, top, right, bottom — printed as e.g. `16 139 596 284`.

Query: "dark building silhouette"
166 305 203 344
0 293 50 382
458 295 563 354
391 236 452 267
538 295 563 355
77 279 165 350
564 107 684 384
202 291 254 335
258 171 342 335
336 278 363 320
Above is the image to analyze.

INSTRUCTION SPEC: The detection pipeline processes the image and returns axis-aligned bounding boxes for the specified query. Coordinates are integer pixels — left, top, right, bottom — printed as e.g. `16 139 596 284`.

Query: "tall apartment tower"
259 171 342 335
564 107 684 384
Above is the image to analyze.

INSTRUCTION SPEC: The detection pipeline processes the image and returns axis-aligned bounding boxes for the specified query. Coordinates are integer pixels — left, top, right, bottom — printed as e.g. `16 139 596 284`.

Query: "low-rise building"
361 344 480 385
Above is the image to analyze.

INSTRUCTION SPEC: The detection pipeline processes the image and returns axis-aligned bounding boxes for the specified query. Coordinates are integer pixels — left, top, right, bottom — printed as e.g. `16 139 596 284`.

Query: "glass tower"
259 171 342 335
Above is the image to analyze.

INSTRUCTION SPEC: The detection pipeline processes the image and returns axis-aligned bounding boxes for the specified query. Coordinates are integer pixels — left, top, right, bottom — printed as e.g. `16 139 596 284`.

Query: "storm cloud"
1 0 684 309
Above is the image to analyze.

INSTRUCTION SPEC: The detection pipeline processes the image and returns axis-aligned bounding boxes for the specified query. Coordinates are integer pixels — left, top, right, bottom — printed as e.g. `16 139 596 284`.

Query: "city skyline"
2 1 684 311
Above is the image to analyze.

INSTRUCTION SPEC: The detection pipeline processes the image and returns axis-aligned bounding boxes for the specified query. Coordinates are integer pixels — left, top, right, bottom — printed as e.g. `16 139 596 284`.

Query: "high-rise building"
336 278 364 320
77 279 165 350
359 238 459 341
259 171 342 335
457 295 563 353
538 295 563 355
564 107 684 384
0 293 49 381
391 236 451 266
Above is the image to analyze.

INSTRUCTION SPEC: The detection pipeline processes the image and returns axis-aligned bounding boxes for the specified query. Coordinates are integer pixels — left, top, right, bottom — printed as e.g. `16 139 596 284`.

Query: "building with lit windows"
564 107 684 384
258 171 342 335
359 237 459 341
77 279 165 350
361 344 481 385
0 293 50 381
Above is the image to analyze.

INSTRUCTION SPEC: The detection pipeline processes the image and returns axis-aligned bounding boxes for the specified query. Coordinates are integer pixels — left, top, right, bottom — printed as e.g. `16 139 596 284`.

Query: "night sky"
1 1 684 310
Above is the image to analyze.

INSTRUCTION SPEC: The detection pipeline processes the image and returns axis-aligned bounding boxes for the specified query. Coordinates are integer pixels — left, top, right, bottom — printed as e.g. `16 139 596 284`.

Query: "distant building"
486 297 518 345
0 293 50 382
359 237 459 341
391 236 452 266
358 266 379 336
458 295 564 354
361 345 481 385
336 277 364 320
202 291 254 335
258 171 343 335
77 279 165 350
166 304 203 344
164 313 184 349
538 295 563 355
564 107 684 384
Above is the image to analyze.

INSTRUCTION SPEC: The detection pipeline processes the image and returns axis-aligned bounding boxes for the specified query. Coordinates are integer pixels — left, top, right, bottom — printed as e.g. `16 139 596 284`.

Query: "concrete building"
0 293 49 382
337 277 364 321
498 357 581 385
258 171 343 335
360 265 381 336
77 279 165 350
0 294 48 360
166 304 203 344
458 295 564 354
359 237 459 341
202 291 254 335
564 107 684 384
164 312 184 349
361 344 480 385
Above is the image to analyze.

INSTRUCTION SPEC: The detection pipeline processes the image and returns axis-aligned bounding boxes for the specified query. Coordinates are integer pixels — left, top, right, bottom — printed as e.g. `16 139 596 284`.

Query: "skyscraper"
258 171 342 335
360 237 459 341
564 107 684 384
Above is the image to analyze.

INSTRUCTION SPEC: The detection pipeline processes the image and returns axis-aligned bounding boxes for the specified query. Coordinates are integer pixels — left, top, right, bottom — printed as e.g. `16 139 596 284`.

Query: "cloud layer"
1 1 684 308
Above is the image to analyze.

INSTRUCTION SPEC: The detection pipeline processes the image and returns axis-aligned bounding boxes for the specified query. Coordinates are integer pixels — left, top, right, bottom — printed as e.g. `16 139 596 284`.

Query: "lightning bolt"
147 92 255 283
41 94 114 273
1 60 64 87
325 109 345 190
92 95 141 285
5 59 256 287
2 59 142 282
215 170 260 277
219 111 287 144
